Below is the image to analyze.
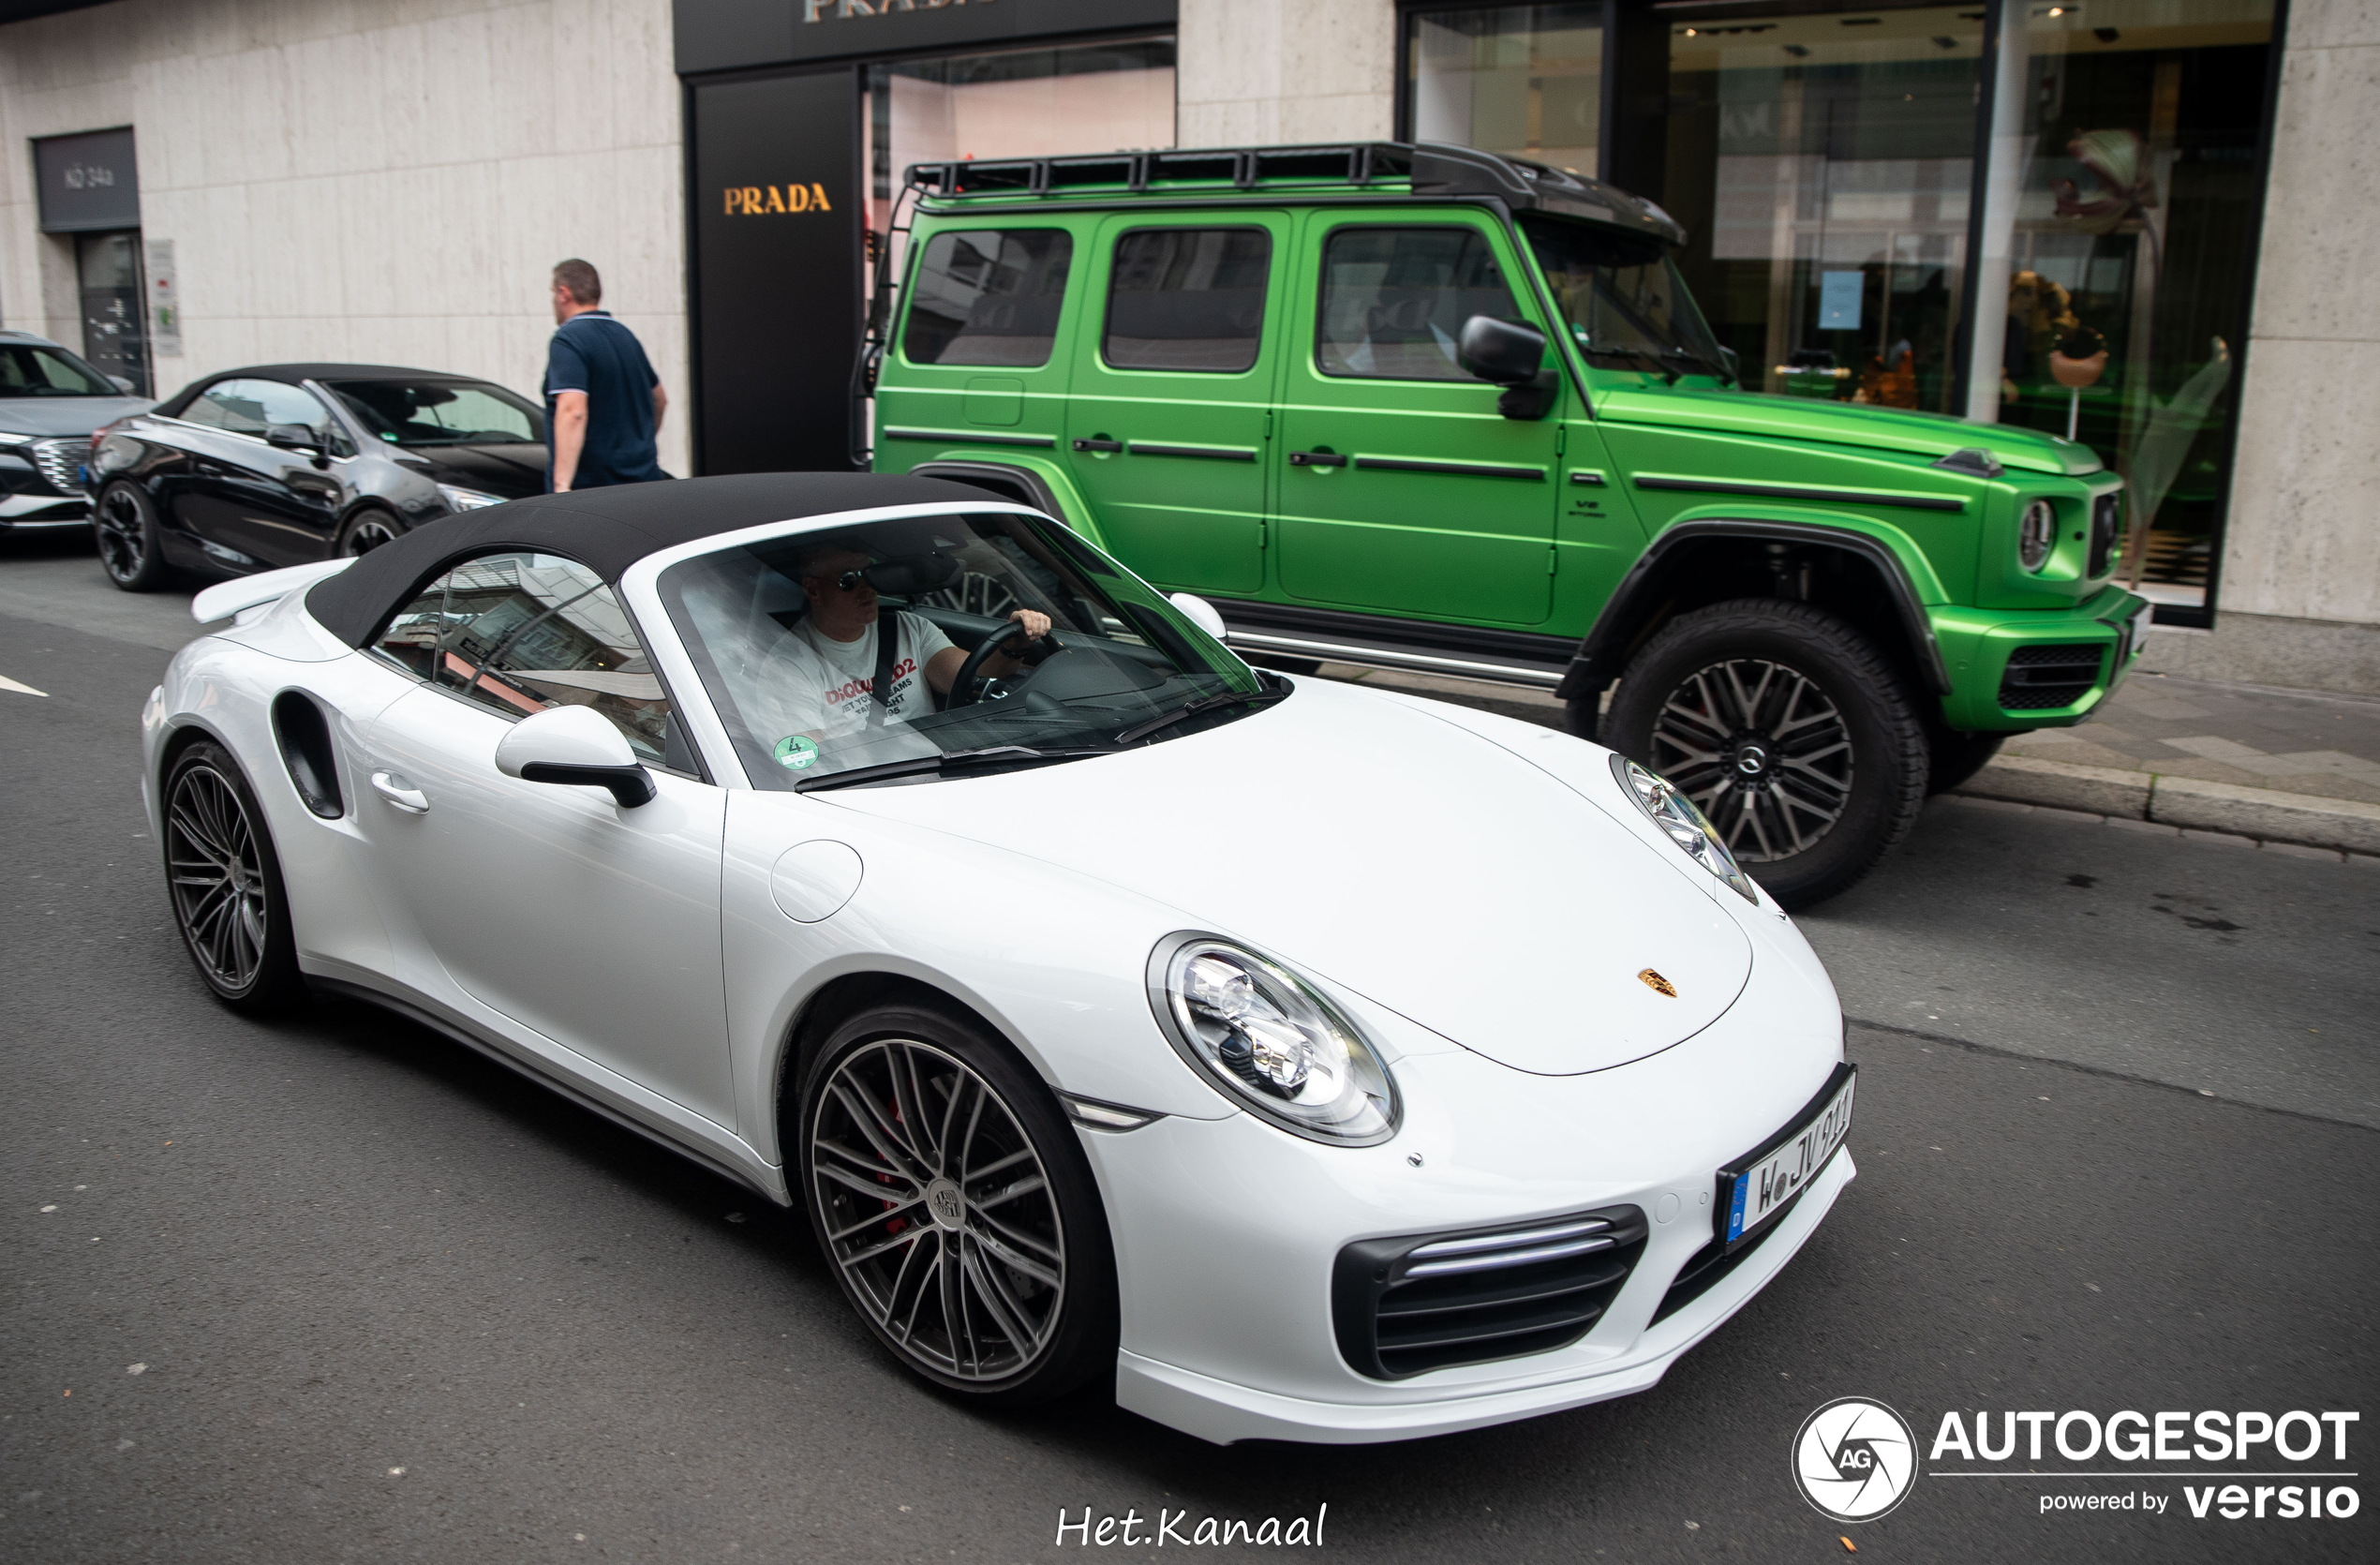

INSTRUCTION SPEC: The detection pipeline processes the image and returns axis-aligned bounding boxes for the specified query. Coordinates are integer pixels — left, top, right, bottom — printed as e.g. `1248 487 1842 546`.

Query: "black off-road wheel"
1600 600 1929 909
161 740 306 1011
799 1001 1117 1408
94 482 172 591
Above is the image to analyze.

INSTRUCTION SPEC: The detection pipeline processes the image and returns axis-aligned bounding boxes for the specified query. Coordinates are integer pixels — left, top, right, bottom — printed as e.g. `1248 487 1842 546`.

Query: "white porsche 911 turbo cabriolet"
141 471 1854 1445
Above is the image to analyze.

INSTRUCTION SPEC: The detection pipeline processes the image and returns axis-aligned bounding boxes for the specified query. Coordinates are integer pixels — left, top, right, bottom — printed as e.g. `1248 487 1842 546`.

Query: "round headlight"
2019 499 2057 572
1612 754 1760 903
1147 936 1399 1145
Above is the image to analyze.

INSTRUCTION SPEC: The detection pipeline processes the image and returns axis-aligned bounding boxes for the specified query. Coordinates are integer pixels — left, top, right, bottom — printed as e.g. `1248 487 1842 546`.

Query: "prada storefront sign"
676 0 1175 73
690 71 861 475
35 127 141 233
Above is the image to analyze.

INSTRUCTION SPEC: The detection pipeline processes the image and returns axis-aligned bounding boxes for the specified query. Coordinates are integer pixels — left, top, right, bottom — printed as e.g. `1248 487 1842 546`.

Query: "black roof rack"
904 141 1685 246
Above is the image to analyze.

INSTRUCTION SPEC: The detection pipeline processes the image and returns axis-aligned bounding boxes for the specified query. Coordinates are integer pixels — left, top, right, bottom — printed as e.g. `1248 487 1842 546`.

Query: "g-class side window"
1101 228 1272 373
1316 227 1519 381
902 230 1073 367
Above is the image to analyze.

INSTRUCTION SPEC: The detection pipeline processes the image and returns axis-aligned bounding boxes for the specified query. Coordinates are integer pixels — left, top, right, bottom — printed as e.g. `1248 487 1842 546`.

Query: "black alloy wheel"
161 741 305 1011
1601 599 1928 909
335 508 403 557
800 1002 1116 1407
94 482 171 591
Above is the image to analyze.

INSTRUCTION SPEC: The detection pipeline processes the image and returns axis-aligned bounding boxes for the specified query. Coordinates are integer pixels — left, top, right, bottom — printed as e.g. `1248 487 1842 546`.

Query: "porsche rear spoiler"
191 557 354 625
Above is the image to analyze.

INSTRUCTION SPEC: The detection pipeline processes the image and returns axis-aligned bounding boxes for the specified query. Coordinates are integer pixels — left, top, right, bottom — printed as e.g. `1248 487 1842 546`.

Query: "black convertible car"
87 363 548 590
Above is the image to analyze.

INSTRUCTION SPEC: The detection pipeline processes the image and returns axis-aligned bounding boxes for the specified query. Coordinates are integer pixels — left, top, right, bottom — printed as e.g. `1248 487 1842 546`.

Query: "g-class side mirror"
1457 316 1558 421
495 706 657 808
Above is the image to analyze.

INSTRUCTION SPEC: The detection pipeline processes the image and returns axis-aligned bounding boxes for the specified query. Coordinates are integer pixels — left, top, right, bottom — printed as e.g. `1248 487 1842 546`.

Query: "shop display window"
1406 4 1605 176
1988 0 2275 610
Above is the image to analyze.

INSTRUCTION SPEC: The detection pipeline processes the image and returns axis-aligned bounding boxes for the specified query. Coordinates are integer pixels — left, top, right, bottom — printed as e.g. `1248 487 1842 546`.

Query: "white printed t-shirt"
756 610 955 753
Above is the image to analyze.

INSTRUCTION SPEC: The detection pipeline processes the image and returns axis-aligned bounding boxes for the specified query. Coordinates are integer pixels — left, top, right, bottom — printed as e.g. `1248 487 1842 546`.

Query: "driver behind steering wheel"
773 544 1049 749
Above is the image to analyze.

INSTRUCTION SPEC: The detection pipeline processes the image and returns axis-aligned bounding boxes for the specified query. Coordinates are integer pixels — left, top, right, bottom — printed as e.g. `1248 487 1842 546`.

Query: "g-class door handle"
1288 450 1347 468
370 771 429 813
1071 438 1122 453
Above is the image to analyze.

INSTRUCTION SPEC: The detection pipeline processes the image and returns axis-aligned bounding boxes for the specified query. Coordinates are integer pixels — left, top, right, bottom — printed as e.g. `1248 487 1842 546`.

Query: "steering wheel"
945 621 1063 708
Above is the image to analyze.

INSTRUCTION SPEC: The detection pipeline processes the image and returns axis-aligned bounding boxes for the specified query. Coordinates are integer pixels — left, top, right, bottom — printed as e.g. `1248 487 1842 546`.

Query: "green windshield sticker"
773 735 821 770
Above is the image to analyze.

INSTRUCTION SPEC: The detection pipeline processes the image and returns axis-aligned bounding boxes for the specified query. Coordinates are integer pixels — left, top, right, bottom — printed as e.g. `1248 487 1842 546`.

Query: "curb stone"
1956 756 2380 857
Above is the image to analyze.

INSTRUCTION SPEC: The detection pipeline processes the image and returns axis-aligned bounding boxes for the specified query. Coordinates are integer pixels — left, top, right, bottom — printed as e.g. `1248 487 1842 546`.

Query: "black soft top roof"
305 471 1001 647
156 363 502 418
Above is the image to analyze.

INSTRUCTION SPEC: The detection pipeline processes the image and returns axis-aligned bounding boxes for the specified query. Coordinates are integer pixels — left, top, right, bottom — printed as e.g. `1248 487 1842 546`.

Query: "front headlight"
1147 935 1399 1145
2018 499 2057 572
0 430 34 447
1612 754 1759 903
437 483 506 512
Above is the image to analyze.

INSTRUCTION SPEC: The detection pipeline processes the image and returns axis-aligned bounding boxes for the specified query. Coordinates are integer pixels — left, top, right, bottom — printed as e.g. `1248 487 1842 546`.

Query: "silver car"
0 329 152 536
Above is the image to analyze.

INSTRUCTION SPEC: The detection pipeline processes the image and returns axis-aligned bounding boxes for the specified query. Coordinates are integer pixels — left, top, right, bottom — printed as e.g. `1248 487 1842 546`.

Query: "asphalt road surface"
5 532 2375 1564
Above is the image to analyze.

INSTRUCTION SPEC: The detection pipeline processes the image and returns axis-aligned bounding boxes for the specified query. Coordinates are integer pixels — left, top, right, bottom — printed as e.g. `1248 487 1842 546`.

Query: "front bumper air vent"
1332 1206 1647 1380
1998 643 2105 711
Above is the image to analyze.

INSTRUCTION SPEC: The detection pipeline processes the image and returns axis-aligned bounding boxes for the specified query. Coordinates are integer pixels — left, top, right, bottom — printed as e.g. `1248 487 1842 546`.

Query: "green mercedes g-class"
861 142 2149 907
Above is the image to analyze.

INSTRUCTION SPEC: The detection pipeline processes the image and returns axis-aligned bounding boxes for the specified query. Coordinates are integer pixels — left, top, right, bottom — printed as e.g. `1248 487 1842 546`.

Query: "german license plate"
1718 1064 1855 1250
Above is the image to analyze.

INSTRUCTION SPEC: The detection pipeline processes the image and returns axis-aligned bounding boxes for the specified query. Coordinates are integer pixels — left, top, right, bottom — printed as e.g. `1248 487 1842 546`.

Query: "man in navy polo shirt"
543 259 670 493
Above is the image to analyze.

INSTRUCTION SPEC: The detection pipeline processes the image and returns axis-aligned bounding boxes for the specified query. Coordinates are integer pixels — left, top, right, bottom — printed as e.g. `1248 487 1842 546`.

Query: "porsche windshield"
1521 217 1731 380
657 512 1273 789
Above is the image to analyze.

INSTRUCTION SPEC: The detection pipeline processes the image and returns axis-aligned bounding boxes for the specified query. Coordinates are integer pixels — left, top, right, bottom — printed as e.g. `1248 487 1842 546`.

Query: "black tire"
1926 729 2008 796
93 481 171 591
335 506 404 558
1602 599 1929 910
798 1001 1117 1408
160 740 306 1012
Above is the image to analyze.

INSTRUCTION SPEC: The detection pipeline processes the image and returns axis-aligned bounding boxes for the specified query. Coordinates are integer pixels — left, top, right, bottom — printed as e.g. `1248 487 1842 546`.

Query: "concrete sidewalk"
1971 663 2380 857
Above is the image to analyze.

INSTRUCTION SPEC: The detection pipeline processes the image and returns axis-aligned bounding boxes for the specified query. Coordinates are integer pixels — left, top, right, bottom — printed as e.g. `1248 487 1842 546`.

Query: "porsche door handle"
370 771 429 813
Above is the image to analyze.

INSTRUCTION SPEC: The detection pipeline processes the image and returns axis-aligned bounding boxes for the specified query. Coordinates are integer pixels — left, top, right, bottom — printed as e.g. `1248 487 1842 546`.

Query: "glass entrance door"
76 230 148 395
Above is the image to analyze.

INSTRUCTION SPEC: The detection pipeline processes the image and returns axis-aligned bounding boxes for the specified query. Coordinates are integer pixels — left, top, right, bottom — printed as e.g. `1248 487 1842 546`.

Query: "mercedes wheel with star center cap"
138 470 1854 1443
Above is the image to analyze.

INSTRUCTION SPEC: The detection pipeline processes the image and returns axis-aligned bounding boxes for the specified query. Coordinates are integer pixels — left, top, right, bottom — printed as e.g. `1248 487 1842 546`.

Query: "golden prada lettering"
802 0 991 22
723 184 834 216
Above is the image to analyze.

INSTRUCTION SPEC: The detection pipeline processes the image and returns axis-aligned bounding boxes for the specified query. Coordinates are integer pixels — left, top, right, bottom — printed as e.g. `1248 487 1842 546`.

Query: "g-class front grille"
1332 1206 1647 1379
2090 492 2121 577
1998 643 2105 711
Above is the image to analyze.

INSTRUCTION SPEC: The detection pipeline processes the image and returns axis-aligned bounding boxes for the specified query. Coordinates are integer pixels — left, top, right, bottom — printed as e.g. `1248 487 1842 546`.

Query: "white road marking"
0 673 49 697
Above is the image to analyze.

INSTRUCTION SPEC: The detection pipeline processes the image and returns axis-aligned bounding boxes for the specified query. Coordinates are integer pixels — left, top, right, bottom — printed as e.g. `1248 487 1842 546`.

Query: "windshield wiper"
1662 346 1735 384
792 744 1111 794
1581 341 1679 384
1114 687 1287 745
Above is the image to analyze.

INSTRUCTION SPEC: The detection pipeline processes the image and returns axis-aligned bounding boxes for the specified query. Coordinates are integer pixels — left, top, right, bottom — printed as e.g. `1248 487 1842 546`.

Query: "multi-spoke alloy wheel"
95 483 168 590
167 764 271 989
1648 658 1852 862
810 1037 1068 1385
1600 599 1928 910
159 743 305 1009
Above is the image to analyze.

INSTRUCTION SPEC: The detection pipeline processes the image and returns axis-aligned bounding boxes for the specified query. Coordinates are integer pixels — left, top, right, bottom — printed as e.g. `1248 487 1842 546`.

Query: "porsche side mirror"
265 423 324 458
1456 316 1558 421
108 374 136 394
1168 592 1228 642
495 706 657 807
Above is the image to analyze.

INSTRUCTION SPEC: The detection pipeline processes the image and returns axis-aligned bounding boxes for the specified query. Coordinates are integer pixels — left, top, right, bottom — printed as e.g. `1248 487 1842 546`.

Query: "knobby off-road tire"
1601 599 1930 909
799 1001 1118 1408
161 740 307 1011
94 481 172 591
